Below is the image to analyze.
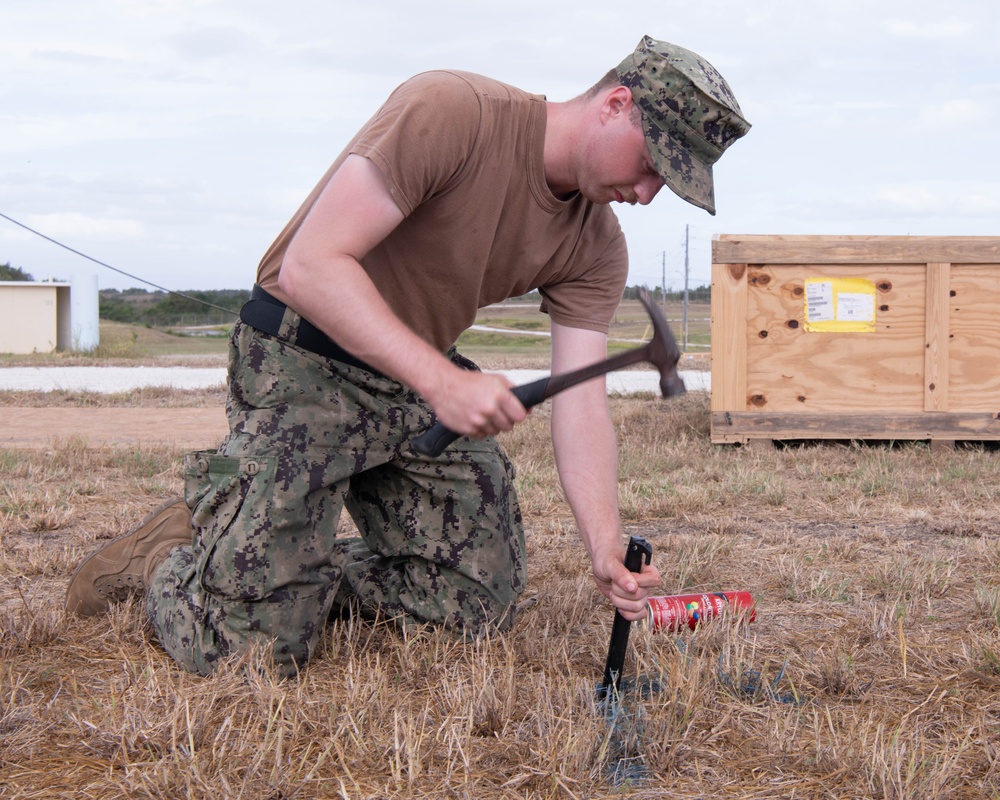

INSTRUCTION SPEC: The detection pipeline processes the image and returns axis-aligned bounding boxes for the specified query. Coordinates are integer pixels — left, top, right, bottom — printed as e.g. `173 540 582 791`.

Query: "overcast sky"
2 0 998 295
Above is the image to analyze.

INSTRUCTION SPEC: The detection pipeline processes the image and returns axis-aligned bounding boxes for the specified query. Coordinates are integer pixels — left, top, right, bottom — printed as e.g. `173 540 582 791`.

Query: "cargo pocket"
185 451 277 602
183 450 218 512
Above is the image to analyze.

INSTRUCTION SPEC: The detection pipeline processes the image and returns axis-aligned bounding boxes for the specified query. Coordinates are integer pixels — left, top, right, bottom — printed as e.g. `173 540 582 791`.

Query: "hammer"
410 289 686 457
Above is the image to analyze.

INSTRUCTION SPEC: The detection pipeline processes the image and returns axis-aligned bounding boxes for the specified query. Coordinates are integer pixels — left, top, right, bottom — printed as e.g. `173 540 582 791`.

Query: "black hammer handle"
596 536 653 700
410 377 551 457
410 346 651 458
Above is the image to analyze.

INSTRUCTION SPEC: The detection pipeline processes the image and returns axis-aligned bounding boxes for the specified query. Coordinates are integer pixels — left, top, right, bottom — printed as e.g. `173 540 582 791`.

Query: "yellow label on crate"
803 277 876 332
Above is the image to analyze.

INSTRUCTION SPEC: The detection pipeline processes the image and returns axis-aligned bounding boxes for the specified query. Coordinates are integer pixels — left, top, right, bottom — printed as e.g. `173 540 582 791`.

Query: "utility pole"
661 250 666 309
683 224 690 350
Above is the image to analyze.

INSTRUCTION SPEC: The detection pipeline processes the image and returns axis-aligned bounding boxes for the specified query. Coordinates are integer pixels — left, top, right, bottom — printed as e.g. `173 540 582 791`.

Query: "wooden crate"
710 235 1000 447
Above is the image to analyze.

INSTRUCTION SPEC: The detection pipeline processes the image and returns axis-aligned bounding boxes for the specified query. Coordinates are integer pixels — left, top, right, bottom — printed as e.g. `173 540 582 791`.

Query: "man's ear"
599 85 634 123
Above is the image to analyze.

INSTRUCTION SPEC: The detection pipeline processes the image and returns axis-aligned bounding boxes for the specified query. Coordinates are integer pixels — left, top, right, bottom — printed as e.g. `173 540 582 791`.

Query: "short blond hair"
581 69 642 125
582 69 621 100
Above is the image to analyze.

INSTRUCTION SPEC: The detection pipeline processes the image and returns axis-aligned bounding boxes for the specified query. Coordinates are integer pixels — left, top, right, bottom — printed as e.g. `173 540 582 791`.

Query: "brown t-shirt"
256 70 628 353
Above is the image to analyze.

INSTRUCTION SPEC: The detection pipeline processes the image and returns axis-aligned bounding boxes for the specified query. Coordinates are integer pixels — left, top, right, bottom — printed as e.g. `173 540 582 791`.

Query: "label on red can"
646 591 755 632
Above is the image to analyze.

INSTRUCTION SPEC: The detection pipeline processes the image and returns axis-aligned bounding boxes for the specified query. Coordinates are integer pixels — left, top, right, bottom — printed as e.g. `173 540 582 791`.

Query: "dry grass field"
2 315 1000 798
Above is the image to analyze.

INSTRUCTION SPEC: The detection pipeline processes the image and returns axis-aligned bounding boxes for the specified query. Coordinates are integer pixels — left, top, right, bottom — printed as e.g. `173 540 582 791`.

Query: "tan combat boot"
66 498 193 617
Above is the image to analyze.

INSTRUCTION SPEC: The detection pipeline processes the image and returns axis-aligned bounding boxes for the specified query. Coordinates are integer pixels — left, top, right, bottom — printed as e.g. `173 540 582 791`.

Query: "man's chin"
578 189 611 205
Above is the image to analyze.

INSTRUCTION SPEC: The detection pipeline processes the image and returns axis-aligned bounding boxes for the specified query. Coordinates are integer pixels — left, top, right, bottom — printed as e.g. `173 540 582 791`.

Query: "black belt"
239 284 378 373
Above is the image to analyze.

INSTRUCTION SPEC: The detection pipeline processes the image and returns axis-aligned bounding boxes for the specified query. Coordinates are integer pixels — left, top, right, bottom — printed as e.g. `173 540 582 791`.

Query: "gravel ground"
0 367 710 394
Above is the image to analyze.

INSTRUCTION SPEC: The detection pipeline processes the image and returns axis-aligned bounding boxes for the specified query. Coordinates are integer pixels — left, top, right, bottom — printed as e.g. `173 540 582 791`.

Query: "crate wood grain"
711 235 1000 446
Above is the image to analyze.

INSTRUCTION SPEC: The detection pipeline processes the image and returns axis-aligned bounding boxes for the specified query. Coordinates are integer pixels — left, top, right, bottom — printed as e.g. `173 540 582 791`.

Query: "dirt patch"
3 407 228 450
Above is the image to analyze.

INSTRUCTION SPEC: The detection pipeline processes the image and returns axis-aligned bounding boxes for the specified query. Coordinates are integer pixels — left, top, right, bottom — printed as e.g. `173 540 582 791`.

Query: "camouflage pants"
147 312 525 677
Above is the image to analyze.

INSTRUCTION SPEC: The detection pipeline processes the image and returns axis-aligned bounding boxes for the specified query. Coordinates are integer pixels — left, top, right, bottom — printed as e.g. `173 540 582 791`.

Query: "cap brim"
643 118 717 216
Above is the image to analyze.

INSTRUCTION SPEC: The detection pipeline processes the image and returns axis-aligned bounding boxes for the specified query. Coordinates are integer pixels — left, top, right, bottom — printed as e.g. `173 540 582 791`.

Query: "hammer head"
637 289 686 398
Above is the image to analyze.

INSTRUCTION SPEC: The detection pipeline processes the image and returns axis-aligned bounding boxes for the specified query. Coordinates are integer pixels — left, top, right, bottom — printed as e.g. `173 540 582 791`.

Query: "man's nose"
635 177 665 206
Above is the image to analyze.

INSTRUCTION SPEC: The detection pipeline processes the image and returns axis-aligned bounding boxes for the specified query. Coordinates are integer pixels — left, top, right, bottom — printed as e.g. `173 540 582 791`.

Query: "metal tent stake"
596 536 652 701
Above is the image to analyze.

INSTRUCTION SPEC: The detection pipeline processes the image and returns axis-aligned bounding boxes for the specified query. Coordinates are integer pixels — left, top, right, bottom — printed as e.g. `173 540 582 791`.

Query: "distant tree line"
99 288 249 327
499 286 712 305
622 284 711 303
0 262 34 281
1 263 249 326
5 262 710 327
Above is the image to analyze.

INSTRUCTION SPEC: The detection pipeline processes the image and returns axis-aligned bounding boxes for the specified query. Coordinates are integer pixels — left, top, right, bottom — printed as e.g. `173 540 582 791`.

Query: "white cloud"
872 185 945 214
919 97 995 130
957 191 1000 216
23 213 145 242
168 26 260 59
869 182 1000 219
882 19 974 38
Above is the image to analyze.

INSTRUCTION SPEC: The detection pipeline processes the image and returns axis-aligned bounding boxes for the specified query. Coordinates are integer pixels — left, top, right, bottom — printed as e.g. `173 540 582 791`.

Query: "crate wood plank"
713 235 1000 265
710 263 748 412
710 411 1000 444
924 263 951 412
948 265 1000 411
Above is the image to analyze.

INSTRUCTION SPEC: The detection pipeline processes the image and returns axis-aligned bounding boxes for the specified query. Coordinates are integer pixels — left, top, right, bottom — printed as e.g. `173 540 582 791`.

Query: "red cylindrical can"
646 591 756 632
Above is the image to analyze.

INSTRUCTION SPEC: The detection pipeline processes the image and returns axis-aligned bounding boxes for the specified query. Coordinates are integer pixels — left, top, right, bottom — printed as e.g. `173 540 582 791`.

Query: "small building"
0 275 99 354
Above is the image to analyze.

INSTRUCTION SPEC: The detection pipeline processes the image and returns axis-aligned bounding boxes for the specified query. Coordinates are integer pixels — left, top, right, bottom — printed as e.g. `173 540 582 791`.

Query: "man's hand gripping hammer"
411 290 684 458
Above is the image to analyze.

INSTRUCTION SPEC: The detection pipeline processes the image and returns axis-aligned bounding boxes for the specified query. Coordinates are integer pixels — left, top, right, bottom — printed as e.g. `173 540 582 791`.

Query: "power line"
0 211 239 317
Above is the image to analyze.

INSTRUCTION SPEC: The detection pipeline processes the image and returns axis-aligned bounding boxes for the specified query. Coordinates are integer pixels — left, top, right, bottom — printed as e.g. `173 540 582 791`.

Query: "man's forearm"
551 388 624 560
279 252 453 396
280 252 525 441
552 387 661 618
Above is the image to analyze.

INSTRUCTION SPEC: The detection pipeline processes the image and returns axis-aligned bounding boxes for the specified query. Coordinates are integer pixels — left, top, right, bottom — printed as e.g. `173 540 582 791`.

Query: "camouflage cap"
616 35 751 215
